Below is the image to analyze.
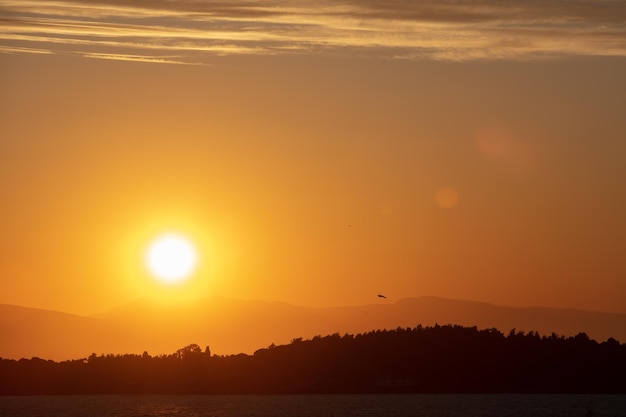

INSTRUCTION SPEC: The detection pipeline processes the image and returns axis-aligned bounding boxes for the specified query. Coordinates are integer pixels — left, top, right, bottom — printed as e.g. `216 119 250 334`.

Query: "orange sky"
1 0 626 315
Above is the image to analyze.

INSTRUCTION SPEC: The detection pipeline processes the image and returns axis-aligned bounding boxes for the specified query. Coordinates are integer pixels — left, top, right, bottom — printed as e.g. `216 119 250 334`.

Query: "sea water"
1 394 625 417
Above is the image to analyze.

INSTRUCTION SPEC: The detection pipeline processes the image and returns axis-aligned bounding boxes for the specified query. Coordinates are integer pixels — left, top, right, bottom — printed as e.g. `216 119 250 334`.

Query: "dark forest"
2 325 625 394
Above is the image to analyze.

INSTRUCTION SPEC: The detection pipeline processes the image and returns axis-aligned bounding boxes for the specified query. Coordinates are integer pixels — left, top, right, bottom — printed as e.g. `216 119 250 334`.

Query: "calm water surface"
1 394 625 417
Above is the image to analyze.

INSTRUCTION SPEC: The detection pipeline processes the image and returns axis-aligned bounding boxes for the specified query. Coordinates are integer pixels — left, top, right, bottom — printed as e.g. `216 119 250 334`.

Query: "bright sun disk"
146 234 198 284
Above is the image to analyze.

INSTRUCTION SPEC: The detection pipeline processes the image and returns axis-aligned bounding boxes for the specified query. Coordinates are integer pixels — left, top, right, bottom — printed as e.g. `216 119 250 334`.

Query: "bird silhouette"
377 294 387 299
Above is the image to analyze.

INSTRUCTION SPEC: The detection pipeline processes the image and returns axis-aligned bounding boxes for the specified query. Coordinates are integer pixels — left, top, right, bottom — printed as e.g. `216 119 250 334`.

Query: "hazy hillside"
2 297 626 361
0 304 120 360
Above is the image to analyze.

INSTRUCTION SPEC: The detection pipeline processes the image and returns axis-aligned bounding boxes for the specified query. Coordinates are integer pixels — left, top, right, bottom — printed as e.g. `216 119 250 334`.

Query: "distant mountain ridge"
2 296 625 361
0 304 117 360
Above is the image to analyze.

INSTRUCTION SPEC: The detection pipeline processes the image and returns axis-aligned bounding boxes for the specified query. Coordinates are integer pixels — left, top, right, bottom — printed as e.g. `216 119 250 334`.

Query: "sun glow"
146 233 198 284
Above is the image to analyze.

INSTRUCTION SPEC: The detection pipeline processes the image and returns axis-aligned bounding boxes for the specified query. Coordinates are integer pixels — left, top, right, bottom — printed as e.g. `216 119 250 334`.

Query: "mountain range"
1 296 625 361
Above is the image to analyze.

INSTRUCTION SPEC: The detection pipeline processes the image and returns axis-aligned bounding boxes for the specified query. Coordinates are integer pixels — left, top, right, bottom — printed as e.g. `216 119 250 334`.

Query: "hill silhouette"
2 296 626 361
0 304 120 360
1 325 625 394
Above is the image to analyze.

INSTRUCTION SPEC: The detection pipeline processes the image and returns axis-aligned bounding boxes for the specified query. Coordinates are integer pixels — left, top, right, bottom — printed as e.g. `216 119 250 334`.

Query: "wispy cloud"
82 52 202 65
1 0 625 63
0 44 52 54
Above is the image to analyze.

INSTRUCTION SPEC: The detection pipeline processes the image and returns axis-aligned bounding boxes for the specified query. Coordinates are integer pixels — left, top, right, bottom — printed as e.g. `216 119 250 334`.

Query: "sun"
146 233 198 284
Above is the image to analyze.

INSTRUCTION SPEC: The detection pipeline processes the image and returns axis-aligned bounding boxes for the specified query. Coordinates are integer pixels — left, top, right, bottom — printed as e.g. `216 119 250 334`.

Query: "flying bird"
377 294 387 299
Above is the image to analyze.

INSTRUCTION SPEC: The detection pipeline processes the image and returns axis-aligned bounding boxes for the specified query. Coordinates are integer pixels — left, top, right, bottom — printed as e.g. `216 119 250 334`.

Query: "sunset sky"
1 0 625 316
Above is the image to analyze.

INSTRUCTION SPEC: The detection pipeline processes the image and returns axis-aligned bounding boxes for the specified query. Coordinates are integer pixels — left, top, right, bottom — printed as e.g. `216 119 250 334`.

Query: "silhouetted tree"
176 343 201 359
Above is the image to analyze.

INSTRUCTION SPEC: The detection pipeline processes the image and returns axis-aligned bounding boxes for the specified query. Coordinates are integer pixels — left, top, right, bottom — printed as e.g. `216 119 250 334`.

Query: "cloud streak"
1 0 625 63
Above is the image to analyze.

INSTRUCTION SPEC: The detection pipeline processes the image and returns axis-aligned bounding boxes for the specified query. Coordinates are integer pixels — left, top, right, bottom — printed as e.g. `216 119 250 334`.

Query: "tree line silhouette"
1 324 625 394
